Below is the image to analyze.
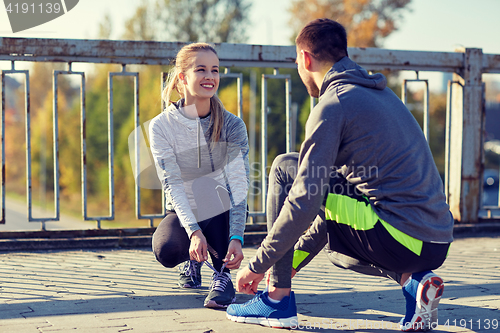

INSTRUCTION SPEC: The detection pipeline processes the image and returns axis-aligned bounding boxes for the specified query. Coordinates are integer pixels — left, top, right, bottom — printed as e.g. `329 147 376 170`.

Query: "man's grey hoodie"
249 56 454 274
149 101 249 241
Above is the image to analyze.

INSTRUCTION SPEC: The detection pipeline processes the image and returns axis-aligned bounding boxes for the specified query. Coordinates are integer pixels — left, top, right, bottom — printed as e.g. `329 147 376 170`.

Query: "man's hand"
224 239 244 270
189 230 208 262
236 266 265 295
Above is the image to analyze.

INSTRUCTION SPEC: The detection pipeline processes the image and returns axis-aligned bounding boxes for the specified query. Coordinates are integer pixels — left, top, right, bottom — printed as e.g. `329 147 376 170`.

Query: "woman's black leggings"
152 210 230 272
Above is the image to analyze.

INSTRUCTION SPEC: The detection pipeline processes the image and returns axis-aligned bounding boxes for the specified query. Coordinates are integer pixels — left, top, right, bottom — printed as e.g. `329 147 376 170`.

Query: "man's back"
311 56 453 242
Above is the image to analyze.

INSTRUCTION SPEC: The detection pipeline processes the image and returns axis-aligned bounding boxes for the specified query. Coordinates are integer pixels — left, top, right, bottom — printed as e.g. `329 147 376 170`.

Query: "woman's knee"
153 243 185 268
152 233 187 268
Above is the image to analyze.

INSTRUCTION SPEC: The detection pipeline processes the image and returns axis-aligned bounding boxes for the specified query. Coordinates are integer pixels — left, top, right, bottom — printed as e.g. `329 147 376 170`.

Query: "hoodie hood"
164 99 213 168
165 99 211 129
319 56 387 98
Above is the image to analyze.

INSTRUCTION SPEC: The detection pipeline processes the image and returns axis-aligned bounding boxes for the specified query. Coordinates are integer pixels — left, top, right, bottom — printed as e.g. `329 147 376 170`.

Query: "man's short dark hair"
295 18 348 63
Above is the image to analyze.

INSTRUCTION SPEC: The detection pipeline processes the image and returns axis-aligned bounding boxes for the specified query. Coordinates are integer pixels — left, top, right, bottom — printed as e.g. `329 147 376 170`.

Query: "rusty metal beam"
448 48 484 223
349 48 464 72
1 37 498 73
482 53 500 73
0 37 472 72
0 37 296 68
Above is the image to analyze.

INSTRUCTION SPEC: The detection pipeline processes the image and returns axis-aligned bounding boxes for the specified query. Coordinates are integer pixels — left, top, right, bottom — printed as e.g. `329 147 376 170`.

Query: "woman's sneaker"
226 290 298 328
204 272 236 308
178 260 202 288
400 271 444 331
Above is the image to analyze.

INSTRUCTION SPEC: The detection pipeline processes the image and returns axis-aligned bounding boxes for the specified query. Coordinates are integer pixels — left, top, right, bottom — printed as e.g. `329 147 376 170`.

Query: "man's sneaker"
226 290 298 328
204 272 236 308
178 260 202 288
400 271 444 331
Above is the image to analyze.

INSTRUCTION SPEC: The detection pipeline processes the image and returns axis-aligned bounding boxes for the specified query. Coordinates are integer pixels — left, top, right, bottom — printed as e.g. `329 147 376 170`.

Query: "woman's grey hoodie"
149 100 249 240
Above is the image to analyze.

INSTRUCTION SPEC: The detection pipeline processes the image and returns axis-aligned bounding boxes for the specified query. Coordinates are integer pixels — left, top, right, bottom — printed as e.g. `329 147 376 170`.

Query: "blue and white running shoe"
400 271 444 331
226 290 298 328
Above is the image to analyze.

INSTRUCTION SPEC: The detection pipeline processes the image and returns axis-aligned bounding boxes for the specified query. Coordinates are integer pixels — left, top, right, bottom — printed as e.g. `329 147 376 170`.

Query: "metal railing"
1 37 500 240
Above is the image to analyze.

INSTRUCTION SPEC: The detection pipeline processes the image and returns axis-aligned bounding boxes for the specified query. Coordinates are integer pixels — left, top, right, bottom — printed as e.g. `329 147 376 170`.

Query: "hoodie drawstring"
197 118 201 168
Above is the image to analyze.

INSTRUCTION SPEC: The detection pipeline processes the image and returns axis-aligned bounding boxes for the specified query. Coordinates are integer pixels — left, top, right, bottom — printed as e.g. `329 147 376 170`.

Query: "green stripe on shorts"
325 193 423 256
292 250 310 270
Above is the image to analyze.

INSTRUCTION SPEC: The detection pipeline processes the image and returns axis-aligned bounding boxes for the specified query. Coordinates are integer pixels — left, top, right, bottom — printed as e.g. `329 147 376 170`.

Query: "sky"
1 0 500 90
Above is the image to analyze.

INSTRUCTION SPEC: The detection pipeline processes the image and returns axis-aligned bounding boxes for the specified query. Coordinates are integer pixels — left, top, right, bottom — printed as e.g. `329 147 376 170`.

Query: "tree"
86 0 256 224
122 1 155 41
119 0 251 43
155 0 251 43
288 0 412 47
98 13 113 39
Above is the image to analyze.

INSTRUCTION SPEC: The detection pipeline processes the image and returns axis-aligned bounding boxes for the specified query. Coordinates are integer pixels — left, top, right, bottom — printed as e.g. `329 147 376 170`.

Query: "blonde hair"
162 42 225 142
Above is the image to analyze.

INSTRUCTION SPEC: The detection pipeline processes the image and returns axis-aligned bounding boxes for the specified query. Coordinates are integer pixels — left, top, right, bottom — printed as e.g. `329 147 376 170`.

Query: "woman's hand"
189 230 208 262
223 239 244 270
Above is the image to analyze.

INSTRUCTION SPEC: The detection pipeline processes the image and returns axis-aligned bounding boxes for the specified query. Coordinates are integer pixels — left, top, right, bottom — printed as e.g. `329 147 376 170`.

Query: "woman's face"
180 50 220 104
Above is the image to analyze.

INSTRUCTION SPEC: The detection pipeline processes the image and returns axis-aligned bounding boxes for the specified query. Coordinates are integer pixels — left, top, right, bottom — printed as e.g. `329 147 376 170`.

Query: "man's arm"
248 100 344 274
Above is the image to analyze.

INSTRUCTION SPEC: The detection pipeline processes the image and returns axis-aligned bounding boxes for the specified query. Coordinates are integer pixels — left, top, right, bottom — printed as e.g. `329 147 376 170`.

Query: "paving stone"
0 235 498 332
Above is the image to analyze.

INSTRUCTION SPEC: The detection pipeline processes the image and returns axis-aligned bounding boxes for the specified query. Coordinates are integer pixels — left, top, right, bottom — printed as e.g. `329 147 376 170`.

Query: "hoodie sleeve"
149 115 200 238
223 114 250 242
248 95 344 274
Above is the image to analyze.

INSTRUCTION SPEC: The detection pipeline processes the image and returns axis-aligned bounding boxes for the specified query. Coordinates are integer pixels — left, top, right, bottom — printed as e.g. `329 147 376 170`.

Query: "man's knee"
270 153 299 182
271 152 299 170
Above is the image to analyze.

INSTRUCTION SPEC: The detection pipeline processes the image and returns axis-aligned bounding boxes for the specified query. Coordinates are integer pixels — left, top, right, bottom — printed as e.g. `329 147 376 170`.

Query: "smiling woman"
179 50 220 117
148 43 250 309
162 43 225 139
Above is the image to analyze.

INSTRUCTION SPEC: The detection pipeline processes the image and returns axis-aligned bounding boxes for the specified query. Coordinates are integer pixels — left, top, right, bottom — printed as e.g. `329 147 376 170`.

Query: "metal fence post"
448 48 484 223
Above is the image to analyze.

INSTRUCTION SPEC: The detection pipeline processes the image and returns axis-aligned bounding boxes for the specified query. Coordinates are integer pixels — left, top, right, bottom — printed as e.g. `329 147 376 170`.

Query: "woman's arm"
223 114 250 244
149 115 201 238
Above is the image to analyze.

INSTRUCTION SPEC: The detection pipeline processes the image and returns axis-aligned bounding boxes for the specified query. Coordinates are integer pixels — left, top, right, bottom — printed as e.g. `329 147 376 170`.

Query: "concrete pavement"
1 198 91 232
0 234 499 332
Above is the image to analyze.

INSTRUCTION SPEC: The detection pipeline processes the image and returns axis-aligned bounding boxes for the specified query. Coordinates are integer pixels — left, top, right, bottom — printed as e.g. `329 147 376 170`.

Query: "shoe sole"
226 313 298 329
401 273 444 332
178 283 201 288
204 297 236 309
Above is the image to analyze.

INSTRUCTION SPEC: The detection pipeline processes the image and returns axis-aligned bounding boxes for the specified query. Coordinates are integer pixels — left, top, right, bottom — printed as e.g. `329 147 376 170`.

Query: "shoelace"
210 272 230 292
180 260 200 283
204 260 229 291
244 291 264 306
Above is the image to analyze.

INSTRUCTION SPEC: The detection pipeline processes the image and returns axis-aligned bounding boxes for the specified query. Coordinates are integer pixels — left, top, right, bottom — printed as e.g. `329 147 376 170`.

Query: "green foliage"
396 83 448 176
288 0 412 47
119 0 251 43
217 67 310 163
154 0 251 43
